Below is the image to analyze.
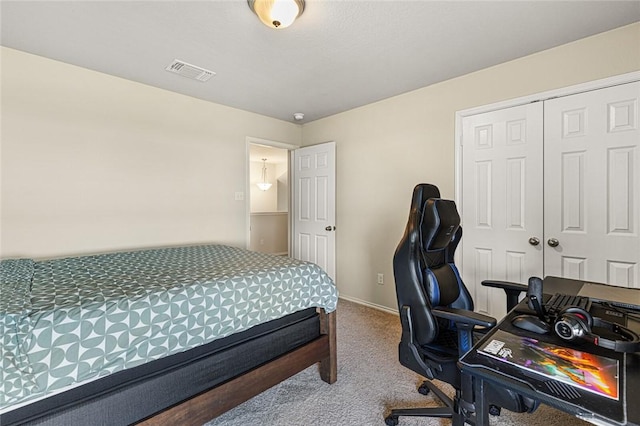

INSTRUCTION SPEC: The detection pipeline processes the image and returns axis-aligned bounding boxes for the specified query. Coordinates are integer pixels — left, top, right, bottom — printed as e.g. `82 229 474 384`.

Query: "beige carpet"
204 299 589 426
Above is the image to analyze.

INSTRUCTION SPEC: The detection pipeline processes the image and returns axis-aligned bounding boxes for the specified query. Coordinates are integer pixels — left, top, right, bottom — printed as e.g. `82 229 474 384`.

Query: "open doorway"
248 143 290 255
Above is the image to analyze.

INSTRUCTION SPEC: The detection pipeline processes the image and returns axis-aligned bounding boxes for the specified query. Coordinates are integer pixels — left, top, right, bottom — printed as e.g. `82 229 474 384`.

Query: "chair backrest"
393 183 473 347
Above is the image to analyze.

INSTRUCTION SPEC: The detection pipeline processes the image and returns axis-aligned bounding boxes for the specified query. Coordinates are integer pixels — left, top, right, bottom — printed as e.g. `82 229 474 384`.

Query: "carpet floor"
204 299 589 426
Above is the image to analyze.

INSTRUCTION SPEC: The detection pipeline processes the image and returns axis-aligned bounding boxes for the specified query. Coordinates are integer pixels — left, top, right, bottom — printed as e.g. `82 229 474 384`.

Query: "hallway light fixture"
248 0 305 29
257 158 273 191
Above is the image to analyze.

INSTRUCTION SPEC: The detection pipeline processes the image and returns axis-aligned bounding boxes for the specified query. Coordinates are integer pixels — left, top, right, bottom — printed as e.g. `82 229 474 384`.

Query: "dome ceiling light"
248 0 305 29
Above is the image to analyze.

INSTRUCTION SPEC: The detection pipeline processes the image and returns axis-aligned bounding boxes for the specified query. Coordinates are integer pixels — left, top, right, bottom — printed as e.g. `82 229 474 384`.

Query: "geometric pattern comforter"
0 245 338 411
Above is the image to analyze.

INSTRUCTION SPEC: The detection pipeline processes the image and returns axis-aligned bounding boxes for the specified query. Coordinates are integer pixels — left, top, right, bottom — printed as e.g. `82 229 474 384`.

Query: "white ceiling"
1 1 639 123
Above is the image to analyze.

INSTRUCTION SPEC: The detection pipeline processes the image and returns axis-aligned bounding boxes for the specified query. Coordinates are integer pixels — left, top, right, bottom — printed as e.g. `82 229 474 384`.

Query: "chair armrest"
433 307 496 356
432 307 496 329
482 280 528 312
481 280 528 292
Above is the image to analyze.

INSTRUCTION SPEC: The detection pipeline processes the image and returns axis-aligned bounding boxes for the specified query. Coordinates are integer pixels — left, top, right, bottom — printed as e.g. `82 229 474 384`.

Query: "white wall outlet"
234 192 244 201
377 273 384 285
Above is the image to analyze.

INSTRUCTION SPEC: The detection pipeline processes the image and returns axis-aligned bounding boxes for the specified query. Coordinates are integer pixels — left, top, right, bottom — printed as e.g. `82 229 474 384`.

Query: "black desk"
459 277 640 426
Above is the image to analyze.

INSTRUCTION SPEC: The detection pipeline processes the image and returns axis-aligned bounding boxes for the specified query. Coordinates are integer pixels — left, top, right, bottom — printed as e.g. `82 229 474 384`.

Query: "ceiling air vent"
165 60 215 82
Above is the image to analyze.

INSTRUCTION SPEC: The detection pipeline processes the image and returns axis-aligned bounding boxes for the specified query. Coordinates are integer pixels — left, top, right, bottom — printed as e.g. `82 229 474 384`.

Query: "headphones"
553 306 640 353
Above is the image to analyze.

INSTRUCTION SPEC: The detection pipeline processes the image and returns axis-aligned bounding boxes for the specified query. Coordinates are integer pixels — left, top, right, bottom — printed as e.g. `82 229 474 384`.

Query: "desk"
459 277 640 426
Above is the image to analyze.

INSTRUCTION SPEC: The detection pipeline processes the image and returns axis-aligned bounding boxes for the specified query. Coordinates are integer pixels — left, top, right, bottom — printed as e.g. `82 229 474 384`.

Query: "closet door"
461 102 544 319
544 81 640 287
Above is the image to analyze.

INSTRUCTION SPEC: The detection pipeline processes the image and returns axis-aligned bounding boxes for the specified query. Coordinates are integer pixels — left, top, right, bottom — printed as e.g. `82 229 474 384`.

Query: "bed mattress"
3 307 322 425
0 244 338 412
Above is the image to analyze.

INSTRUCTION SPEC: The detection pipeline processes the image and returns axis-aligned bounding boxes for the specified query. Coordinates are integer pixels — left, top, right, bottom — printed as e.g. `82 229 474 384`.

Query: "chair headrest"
421 198 460 251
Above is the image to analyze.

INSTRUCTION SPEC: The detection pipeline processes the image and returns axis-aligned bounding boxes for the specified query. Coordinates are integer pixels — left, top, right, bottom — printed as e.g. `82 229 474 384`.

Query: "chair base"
384 407 453 426
385 380 459 426
385 379 504 425
385 407 453 426
385 380 503 425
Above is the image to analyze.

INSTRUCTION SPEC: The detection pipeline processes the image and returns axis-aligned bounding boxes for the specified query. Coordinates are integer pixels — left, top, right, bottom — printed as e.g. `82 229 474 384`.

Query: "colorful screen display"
479 329 619 400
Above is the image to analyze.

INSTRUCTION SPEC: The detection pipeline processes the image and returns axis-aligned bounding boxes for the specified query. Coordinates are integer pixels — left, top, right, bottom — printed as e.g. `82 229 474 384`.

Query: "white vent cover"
165 60 215 82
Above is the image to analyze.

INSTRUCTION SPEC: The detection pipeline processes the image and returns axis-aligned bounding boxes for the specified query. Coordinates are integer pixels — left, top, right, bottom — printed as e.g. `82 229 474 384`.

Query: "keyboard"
545 293 591 314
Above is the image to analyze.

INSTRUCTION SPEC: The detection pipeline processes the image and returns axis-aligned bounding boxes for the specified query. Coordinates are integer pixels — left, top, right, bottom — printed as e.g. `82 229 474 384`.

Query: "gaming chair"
385 184 538 425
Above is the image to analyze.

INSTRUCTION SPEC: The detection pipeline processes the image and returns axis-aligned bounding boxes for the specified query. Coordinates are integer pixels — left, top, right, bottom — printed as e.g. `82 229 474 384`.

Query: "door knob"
325 226 335 231
528 237 540 246
547 238 560 247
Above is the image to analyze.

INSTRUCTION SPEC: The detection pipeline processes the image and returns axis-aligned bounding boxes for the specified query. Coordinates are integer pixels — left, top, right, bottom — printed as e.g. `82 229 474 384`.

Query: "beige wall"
249 213 288 255
2 24 640 310
301 23 640 311
0 47 302 258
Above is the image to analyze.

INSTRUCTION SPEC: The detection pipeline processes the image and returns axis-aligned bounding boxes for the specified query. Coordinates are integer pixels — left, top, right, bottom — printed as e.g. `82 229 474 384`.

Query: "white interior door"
544 81 640 287
461 103 544 318
292 142 336 281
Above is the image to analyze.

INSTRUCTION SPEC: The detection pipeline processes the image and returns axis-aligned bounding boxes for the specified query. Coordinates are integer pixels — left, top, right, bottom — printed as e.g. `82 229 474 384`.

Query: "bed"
0 244 338 425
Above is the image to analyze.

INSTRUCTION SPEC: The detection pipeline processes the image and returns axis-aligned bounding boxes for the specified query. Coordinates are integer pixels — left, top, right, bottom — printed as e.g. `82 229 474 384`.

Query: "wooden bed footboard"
139 309 337 426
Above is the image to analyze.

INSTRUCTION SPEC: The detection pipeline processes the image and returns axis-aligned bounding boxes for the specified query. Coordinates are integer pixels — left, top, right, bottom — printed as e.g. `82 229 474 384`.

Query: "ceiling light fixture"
248 0 305 29
257 158 273 191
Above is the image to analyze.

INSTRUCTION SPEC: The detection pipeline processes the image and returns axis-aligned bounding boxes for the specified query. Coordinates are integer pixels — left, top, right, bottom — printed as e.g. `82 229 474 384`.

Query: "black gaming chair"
385 184 537 426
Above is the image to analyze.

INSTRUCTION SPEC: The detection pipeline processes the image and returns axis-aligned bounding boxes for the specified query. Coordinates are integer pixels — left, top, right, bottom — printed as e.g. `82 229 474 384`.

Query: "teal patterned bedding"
0 245 338 411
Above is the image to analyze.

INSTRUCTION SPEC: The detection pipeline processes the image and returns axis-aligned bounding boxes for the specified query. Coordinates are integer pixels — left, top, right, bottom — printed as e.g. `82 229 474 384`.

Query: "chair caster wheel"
489 405 501 416
418 381 430 395
385 415 399 426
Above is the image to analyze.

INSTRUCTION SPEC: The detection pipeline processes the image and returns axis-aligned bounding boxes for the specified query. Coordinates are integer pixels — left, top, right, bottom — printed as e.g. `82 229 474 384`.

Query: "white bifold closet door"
461 102 544 320
461 81 640 319
544 82 640 286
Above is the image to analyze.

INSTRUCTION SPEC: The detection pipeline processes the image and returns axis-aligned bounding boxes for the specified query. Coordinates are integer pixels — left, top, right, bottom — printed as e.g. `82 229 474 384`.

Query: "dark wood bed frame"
139 309 336 425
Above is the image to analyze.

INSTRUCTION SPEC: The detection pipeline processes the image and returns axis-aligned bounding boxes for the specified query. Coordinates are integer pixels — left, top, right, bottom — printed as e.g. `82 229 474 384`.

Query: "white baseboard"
338 295 399 316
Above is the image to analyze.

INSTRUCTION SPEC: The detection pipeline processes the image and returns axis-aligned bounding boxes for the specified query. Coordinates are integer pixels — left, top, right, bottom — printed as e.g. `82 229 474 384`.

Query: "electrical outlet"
234 192 244 201
377 273 384 285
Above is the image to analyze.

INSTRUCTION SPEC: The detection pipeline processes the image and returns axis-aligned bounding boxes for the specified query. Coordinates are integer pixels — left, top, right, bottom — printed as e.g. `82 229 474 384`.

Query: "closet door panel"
461 102 544 319
544 81 640 287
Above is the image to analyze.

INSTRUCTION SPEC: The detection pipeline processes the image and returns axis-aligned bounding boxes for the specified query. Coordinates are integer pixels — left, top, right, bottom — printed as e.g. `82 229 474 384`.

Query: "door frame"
454 70 640 271
245 137 298 251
